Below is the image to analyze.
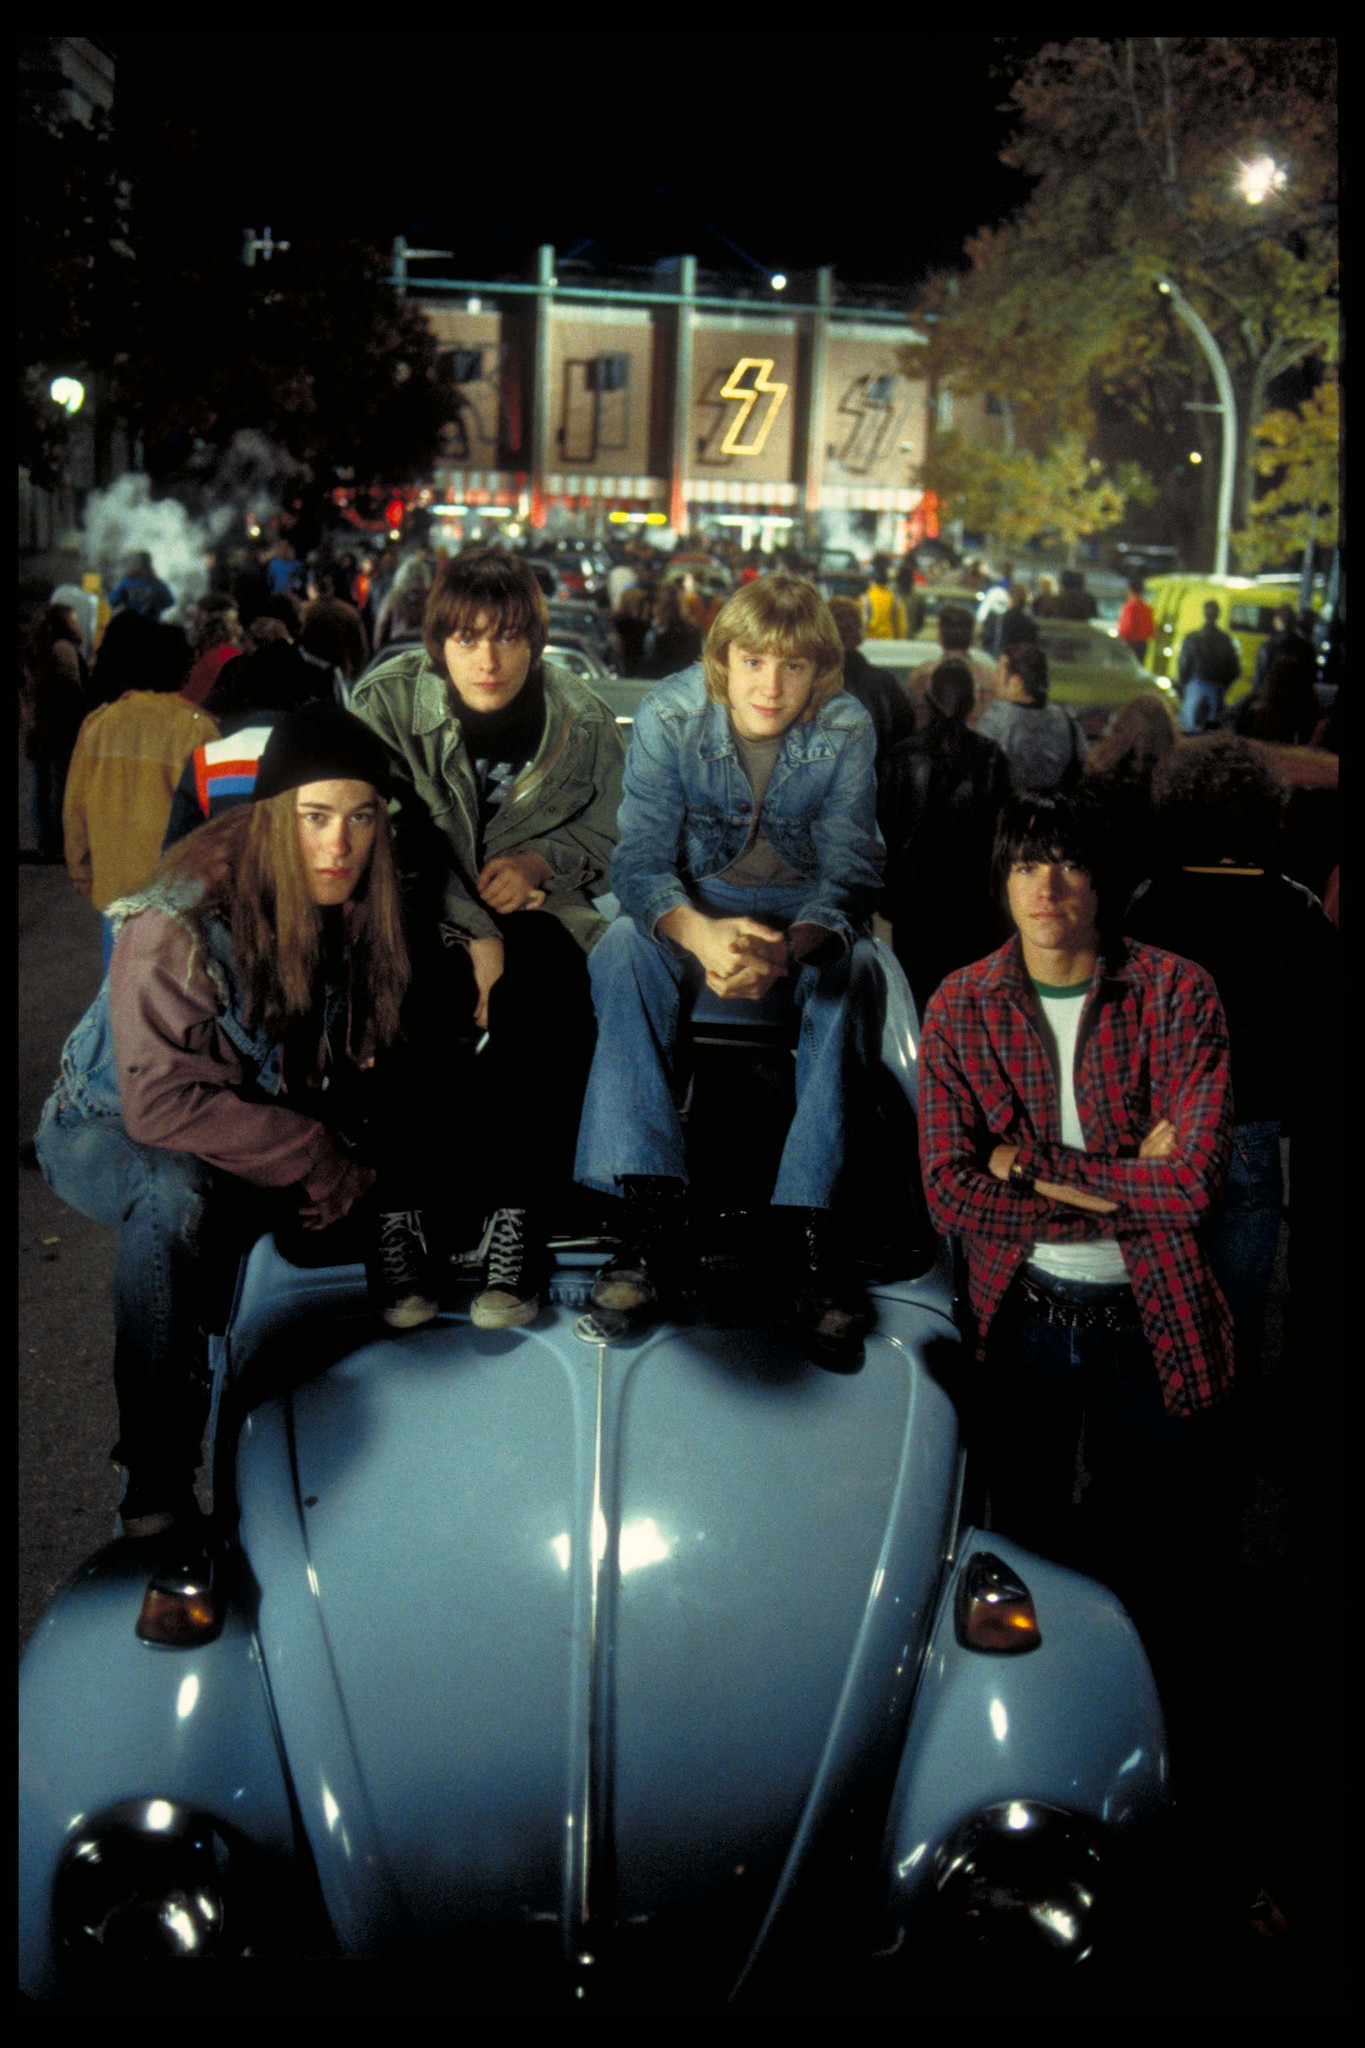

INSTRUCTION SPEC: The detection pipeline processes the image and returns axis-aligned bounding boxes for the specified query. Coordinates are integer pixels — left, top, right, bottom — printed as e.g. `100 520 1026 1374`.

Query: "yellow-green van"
1145 575 1315 707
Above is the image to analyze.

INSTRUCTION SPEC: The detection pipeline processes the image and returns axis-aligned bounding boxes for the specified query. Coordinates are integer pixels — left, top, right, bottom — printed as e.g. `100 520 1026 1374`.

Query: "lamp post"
1157 278 1237 576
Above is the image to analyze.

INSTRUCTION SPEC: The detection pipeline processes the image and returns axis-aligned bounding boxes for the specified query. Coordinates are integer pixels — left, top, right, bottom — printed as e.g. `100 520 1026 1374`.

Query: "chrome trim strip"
577 1337 610 1955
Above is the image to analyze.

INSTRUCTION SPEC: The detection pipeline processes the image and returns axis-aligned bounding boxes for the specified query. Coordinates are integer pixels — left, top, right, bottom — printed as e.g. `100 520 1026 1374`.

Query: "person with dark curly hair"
1083 693 1180 905
919 786 1248 1906
1126 735 1339 1388
880 657 1010 1015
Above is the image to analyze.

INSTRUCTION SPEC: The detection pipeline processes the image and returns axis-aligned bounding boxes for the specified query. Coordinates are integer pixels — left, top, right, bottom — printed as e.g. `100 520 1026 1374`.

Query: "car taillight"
955 1551 1041 1653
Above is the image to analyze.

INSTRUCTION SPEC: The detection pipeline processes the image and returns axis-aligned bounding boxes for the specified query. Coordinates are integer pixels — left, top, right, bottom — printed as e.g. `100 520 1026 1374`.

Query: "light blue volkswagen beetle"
18 947 1170 2006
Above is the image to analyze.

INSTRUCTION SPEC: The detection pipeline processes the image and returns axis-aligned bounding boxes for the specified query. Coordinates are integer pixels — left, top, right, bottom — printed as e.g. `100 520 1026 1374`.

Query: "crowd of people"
24 530 1341 1934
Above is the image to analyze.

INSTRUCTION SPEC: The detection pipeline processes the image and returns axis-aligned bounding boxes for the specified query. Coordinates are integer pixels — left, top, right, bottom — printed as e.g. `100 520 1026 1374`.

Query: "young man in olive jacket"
352 550 625 1329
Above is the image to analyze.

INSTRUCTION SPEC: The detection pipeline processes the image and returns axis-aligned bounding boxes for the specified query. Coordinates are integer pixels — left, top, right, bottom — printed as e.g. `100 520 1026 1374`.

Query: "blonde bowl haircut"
702 575 845 717
155 793 410 1048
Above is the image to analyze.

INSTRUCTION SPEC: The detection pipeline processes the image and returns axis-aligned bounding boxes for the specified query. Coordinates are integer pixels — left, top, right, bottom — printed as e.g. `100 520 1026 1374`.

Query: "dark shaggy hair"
936 603 974 652
1151 734 1286 869
1003 641 1049 705
992 788 1119 931
422 548 549 672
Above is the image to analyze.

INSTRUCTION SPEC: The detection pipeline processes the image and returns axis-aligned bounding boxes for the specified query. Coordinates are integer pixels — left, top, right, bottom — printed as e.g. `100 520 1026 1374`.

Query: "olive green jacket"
350 650 625 953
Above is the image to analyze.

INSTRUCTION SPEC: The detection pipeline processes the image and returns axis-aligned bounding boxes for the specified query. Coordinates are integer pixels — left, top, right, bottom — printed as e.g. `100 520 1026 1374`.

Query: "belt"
1015 1273 1143 1333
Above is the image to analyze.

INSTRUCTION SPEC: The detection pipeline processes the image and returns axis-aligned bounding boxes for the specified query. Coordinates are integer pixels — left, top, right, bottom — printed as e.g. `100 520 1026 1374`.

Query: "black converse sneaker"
368 1210 439 1330
471 1208 545 1330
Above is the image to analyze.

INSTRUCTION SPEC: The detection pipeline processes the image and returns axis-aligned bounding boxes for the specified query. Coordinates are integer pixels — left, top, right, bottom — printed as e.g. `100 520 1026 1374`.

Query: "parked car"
517 557 564 600
858 627 1172 740
1031 621 1176 738
534 539 612 598
1143 574 1321 707
19 949 1172 2007
815 549 867 602
543 636 615 690
546 599 618 669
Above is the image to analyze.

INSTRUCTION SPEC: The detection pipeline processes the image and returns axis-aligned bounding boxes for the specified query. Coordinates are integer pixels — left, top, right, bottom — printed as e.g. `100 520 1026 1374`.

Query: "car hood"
232 1257 960 1998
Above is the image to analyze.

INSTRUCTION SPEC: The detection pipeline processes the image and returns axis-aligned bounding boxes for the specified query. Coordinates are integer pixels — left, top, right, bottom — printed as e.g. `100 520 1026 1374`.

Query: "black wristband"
1008 1160 1036 1194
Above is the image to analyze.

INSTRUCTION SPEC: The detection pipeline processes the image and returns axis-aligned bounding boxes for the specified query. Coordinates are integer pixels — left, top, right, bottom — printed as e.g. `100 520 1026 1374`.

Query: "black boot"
592 1177 689 1319
792 1208 870 1370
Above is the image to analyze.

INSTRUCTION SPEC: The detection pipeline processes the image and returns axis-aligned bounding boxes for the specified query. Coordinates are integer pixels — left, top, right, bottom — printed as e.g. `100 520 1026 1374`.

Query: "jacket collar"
411 656 558 740
984 930 1135 1001
697 690 842 764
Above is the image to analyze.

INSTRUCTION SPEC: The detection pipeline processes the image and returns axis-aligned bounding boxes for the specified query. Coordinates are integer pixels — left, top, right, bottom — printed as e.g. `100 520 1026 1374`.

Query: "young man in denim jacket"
575 575 886 1360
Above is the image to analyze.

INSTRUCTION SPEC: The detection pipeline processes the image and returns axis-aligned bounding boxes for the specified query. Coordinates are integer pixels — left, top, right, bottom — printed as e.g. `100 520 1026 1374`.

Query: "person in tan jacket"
62 619 219 964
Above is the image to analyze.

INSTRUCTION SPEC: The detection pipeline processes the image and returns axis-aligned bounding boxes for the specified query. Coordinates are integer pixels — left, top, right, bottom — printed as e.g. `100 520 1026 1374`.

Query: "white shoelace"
481 1208 528 1291
377 1210 427 1289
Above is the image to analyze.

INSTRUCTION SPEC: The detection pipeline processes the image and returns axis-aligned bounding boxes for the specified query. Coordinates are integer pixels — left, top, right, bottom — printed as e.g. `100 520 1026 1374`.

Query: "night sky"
109 38 1036 294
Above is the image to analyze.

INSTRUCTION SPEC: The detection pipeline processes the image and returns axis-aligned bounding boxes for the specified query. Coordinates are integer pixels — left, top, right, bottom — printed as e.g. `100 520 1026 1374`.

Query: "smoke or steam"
63 431 313 621
67 475 233 621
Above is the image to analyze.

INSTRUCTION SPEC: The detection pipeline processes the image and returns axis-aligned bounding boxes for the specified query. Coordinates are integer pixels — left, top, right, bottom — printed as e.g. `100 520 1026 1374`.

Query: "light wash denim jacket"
611 665 885 948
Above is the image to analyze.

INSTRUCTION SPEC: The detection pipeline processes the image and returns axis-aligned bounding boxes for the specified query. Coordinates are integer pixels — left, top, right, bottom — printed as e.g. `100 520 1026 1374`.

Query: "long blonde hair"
156 793 410 1046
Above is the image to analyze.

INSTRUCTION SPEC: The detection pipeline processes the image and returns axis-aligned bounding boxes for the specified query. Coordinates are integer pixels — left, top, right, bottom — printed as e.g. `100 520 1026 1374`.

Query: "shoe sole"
382 1296 440 1330
592 1275 657 1314
471 1293 542 1331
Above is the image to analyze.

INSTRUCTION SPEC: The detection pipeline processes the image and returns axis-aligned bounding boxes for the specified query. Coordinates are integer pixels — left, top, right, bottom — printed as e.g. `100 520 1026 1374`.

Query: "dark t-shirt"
450 669 547 831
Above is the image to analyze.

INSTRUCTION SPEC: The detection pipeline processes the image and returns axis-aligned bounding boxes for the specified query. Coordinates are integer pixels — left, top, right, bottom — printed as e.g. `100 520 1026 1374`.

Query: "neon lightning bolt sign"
718 358 789 456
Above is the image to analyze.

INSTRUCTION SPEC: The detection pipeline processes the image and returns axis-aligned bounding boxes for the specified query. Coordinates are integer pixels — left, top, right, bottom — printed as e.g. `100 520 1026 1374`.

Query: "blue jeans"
35 1100 263 1484
1180 678 1225 733
1202 1119 1283 1374
574 881 884 1209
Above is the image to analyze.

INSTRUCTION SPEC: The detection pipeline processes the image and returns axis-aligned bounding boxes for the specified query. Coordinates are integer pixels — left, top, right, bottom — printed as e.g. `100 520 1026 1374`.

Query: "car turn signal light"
135 1547 223 1647
955 1551 1042 1654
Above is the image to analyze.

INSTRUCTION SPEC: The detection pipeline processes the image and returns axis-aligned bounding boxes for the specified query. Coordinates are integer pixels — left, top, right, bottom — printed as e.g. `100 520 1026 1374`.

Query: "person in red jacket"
1116 578 1156 665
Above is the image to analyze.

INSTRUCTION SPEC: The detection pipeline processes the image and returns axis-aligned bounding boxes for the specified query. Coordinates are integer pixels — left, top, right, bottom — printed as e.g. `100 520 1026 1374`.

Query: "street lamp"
1237 155 1288 205
1157 278 1237 577
49 376 85 415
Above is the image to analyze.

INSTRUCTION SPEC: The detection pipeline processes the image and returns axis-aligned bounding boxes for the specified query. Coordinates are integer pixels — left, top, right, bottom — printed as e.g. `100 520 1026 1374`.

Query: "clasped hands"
692 916 790 1001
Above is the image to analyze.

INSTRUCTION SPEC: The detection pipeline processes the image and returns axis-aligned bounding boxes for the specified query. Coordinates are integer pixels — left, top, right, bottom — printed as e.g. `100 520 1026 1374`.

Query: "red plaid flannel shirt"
919 935 1234 1415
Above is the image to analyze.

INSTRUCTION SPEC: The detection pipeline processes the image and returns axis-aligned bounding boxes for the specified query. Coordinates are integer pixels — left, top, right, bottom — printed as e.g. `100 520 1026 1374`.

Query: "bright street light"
49 376 85 415
1237 155 1288 204
770 273 788 291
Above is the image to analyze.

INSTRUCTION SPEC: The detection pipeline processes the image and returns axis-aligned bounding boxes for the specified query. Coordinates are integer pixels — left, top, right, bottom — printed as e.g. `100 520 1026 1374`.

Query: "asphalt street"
16 744 1346 2012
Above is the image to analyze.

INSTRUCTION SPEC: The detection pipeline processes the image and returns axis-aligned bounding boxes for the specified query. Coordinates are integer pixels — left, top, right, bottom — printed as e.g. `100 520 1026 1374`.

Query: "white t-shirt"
1028 979 1129 1284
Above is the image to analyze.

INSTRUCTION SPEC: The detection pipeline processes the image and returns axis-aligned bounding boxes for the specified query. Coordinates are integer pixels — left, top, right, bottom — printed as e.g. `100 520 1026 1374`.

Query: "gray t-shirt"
717 727 804 887
975 699 1086 793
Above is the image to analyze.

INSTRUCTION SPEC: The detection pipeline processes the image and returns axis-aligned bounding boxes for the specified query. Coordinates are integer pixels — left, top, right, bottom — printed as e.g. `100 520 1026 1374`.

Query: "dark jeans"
983 1274 1236 1613
28 752 69 860
983 1272 1243 1858
412 909 596 1216
1201 1119 1283 1379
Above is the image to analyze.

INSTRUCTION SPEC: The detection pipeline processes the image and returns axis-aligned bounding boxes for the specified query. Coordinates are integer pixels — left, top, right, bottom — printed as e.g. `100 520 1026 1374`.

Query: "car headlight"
932 1801 1104 1964
52 1799 245 1966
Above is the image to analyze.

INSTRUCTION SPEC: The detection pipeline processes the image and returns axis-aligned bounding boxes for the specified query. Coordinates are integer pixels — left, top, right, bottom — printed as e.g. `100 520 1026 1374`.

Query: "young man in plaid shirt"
919 790 1238 1640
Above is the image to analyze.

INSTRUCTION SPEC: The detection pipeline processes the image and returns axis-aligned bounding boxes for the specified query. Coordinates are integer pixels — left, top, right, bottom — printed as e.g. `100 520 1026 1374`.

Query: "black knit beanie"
253 701 392 802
